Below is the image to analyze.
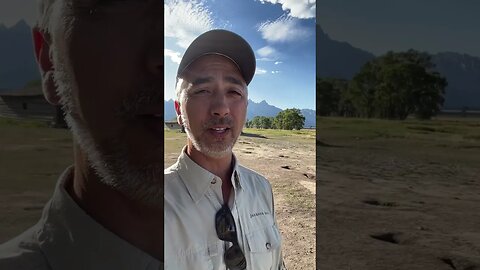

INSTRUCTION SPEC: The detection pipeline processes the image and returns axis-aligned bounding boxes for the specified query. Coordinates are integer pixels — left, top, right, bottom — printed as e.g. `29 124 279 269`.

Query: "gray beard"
66 115 164 207
52 43 164 208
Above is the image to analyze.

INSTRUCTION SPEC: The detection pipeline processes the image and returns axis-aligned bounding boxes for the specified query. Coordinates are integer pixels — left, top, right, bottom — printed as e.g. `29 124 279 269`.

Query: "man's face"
48 0 164 205
177 55 248 158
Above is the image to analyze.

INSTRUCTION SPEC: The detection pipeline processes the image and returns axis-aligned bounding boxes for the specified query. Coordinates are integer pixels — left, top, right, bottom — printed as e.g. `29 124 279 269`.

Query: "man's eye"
193 89 209 95
229 90 242 96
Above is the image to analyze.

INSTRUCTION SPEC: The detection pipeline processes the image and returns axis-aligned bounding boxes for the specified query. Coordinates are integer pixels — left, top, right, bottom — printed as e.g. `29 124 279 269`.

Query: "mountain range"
317 25 480 109
317 25 375 80
0 20 39 90
1 20 478 109
164 99 316 128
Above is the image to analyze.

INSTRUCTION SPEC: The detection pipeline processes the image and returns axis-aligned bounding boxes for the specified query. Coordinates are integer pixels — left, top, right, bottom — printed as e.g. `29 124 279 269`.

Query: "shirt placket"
231 177 247 263
207 175 228 269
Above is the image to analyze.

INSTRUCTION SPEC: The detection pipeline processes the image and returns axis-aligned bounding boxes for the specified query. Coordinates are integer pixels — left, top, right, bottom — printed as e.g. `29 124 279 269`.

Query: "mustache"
116 88 164 120
203 117 234 129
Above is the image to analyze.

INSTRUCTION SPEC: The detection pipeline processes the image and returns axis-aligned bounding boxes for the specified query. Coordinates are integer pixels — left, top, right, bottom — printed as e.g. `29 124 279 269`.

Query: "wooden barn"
164 121 183 131
0 86 66 128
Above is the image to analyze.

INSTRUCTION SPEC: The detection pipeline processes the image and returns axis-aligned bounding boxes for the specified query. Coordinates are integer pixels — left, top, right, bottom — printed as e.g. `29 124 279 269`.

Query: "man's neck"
186 144 234 181
186 143 234 203
68 142 164 262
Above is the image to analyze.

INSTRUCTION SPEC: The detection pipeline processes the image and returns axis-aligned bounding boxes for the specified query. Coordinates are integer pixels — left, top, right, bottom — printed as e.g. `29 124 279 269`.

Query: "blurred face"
48 0 164 205
177 55 248 159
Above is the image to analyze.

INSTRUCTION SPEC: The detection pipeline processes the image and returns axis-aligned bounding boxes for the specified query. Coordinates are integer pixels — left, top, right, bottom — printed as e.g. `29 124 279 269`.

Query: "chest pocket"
246 225 281 269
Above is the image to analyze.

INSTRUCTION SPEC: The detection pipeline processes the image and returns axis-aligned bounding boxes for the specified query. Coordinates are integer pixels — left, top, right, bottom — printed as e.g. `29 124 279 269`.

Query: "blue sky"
164 0 316 110
317 0 480 58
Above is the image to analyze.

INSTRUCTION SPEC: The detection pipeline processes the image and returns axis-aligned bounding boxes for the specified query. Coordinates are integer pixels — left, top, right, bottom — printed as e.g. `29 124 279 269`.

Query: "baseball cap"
177 29 256 85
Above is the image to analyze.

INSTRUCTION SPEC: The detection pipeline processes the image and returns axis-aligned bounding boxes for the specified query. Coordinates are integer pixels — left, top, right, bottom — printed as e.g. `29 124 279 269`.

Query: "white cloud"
258 16 311 43
255 68 268 75
271 70 280 74
258 0 316 19
165 0 214 48
257 58 276 62
257 46 277 58
165 49 182 64
274 61 283 65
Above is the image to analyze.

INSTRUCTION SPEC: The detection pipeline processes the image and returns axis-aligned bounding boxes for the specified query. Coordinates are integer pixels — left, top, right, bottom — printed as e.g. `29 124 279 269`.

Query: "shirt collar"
37 166 161 270
176 146 243 204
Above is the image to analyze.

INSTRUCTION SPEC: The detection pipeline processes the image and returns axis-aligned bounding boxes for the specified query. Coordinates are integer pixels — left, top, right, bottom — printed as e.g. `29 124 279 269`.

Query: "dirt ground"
1 120 316 269
165 129 316 269
317 117 480 270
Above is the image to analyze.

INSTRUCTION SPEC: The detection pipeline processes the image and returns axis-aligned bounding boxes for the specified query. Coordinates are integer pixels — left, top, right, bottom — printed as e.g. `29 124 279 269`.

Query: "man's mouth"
209 126 231 134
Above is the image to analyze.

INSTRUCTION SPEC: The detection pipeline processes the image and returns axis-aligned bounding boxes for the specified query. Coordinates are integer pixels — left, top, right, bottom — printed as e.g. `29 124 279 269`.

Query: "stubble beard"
51 41 163 208
180 106 242 159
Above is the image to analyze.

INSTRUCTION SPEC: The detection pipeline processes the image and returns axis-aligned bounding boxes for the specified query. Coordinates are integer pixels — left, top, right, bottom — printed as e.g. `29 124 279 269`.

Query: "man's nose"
211 94 230 117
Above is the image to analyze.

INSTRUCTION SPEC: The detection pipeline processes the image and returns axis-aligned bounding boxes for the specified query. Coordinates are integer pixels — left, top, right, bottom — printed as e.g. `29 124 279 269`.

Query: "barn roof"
0 86 43 97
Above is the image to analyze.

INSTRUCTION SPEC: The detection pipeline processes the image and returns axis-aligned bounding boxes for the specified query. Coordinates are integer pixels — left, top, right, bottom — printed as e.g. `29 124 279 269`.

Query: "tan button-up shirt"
164 148 285 270
0 166 163 270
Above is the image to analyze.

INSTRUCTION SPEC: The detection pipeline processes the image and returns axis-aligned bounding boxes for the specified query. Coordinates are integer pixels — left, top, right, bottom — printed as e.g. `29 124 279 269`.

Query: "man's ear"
174 100 183 125
32 27 60 105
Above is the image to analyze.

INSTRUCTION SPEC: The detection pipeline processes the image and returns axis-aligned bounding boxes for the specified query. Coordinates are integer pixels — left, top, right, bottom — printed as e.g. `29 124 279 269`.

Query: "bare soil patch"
318 117 480 270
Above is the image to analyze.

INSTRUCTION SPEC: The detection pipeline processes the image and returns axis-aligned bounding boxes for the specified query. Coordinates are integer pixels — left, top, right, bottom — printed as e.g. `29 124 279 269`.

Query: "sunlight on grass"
0 117 49 128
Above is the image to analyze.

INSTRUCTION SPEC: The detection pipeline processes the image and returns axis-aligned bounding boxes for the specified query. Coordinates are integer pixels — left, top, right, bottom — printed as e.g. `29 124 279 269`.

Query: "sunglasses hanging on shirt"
215 204 247 270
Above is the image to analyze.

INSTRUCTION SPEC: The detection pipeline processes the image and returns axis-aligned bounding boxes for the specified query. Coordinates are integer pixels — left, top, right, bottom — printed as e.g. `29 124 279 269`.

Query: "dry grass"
0 117 72 242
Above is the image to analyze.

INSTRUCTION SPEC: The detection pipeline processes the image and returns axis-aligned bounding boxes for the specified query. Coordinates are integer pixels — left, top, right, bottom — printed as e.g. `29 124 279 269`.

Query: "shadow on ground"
241 132 268 139
316 139 344 148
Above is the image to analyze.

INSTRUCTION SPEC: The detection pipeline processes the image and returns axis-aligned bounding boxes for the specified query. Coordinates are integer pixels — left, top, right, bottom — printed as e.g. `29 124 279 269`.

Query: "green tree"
412 70 447 119
348 50 447 120
249 116 273 129
248 117 257 128
317 78 339 116
317 78 352 117
348 61 380 118
274 108 305 130
261 116 273 129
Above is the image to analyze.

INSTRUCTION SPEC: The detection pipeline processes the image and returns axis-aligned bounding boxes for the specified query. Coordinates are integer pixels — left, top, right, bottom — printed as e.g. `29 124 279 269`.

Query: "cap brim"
177 29 256 85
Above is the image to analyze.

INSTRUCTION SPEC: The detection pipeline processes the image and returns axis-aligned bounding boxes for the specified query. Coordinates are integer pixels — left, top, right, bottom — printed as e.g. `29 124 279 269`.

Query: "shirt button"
266 242 271 250
211 178 217 184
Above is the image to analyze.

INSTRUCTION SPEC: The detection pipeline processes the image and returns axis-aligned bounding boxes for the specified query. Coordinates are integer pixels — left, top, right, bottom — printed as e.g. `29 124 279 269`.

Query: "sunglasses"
215 204 247 270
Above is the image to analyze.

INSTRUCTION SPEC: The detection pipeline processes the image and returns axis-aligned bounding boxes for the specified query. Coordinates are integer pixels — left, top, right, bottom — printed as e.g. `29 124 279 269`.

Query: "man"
0 1 164 269
165 29 285 270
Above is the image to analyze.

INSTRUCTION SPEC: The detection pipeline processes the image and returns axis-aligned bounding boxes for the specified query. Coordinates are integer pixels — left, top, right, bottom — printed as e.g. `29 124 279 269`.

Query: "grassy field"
0 117 73 242
318 117 480 181
165 127 315 163
317 116 480 269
